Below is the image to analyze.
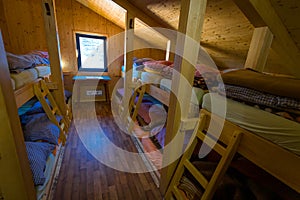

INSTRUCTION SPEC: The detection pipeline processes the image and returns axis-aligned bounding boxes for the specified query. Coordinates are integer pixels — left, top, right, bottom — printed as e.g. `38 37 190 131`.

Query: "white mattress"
10 68 38 90
141 71 164 85
202 93 300 155
35 65 51 78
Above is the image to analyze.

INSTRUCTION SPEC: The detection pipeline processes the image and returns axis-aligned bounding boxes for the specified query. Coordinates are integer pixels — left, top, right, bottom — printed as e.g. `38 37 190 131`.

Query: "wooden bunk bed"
166 107 300 199
162 0 300 198
0 39 70 200
117 0 213 187
0 0 71 199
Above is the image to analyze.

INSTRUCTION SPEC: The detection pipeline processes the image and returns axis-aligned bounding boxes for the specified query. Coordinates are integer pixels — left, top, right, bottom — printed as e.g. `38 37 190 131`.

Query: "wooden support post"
245 26 273 72
41 0 67 115
122 12 135 125
0 31 36 200
234 0 300 77
160 0 207 194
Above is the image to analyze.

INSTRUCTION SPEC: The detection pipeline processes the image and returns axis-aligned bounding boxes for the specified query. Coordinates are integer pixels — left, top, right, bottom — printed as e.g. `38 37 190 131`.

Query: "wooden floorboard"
53 102 162 200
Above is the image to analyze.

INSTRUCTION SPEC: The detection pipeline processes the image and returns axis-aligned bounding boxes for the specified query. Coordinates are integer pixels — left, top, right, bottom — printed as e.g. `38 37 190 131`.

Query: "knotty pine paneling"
0 0 47 53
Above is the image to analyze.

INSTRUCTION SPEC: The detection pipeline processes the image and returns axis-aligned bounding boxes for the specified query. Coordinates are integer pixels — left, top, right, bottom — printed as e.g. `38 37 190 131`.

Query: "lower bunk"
166 94 300 199
17 81 72 199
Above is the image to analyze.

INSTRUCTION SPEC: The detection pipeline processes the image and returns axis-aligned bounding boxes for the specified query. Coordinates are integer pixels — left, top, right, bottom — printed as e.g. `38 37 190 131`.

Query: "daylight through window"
75 33 107 72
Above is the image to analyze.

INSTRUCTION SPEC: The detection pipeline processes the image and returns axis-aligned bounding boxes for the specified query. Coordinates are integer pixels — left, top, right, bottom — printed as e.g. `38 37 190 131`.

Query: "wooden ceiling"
76 0 300 75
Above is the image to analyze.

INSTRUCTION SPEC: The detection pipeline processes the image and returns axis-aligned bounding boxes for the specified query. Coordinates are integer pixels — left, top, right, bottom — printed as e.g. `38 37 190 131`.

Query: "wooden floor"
53 102 163 200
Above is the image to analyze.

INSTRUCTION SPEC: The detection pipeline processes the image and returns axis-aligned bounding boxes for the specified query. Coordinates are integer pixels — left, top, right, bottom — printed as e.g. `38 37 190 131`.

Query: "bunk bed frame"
1 0 71 199
121 0 300 197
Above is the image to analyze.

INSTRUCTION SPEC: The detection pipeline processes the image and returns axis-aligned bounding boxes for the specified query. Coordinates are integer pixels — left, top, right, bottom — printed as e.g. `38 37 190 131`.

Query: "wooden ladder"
33 80 70 145
126 84 146 132
165 113 242 200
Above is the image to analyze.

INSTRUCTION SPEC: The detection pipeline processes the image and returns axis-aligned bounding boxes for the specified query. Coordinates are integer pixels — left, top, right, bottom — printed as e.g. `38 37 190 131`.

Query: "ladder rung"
197 131 226 156
183 160 208 189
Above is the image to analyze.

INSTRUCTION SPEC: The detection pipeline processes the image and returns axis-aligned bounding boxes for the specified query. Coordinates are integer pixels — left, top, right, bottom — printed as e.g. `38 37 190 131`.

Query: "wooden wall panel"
0 0 130 94
57 0 124 75
0 0 47 53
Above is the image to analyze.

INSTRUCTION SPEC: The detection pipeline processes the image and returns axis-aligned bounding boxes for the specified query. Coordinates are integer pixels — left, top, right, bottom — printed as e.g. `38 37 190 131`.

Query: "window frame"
75 32 108 72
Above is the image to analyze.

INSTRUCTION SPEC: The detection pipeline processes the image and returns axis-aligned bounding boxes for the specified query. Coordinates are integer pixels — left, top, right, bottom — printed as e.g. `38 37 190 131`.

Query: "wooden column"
41 0 67 115
234 0 300 77
160 0 207 194
122 12 135 119
0 31 35 200
245 26 273 72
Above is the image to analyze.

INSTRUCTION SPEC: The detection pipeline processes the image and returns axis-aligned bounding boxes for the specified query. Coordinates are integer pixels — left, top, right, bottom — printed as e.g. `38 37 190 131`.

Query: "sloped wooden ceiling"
76 0 300 75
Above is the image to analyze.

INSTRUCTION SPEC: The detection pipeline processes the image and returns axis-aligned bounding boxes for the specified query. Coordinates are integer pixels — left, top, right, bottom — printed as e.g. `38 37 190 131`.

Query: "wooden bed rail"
14 79 41 108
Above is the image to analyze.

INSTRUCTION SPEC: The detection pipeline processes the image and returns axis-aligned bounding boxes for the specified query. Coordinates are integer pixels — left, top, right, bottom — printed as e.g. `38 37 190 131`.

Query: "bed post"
122 11 135 128
41 0 67 116
233 0 300 77
244 26 273 72
160 0 207 194
0 31 36 200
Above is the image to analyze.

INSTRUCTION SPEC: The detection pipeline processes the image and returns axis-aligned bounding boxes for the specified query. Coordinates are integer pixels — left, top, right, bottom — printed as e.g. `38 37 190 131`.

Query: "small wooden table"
72 75 111 103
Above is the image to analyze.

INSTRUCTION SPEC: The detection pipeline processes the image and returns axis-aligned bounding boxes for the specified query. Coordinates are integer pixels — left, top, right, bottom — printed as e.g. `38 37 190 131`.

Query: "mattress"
202 93 300 155
35 65 51 78
141 71 164 85
10 68 38 90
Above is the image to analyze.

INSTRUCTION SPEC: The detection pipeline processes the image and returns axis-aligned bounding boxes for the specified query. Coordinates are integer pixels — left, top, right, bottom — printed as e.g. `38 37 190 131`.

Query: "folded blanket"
7 51 50 72
220 84 300 111
221 68 300 100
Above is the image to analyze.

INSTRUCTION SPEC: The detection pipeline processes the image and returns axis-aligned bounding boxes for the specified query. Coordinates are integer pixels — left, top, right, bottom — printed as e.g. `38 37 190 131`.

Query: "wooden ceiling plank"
76 0 126 29
245 26 273 72
112 0 174 30
234 0 300 77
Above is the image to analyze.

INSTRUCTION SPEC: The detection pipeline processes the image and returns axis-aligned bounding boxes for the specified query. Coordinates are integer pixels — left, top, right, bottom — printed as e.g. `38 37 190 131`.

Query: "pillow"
23 113 61 145
25 141 55 185
133 57 153 66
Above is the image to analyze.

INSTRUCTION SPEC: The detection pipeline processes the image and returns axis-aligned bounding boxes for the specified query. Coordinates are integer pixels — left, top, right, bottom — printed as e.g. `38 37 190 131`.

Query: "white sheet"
140 71 164 85
202 93 300 155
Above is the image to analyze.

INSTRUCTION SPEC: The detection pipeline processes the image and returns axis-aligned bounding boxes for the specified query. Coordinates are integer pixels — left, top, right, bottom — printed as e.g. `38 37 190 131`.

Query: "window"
75 33 107 72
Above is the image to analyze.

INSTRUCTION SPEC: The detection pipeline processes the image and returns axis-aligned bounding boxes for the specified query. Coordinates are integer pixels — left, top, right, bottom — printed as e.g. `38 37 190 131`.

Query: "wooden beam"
0 31 36 200
160 0 207 194
245 26 273 72
41 0 67 115
234 0 300 77
122 12 135 120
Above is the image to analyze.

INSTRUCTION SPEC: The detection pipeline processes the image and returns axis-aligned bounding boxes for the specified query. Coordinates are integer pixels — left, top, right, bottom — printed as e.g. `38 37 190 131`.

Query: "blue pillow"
25 141 55 185
23 113 61 145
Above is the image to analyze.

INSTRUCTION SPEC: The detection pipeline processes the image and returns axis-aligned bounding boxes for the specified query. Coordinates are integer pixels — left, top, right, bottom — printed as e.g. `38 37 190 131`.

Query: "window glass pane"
79 37 104 69
76 33 107 72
